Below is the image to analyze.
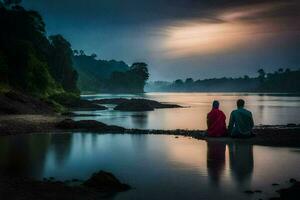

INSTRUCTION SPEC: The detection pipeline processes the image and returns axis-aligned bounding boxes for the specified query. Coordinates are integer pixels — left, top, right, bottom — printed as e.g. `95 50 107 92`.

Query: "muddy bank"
0 170 130 200
1 116 300 147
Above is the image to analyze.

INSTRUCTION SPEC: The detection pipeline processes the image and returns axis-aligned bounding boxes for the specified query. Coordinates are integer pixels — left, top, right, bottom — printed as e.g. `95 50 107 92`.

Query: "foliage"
48 92 80 107
146 69 300 93
73 54 149 93
48 35 79 93
258 69 300 92
0 3 79 96
107 62 149 93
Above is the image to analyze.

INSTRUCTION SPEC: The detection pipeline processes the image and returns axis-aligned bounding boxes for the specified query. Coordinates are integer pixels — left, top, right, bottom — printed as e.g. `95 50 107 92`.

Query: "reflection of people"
228 99 254 138
228 143 253 185
206 141 226 186
207 100 227 137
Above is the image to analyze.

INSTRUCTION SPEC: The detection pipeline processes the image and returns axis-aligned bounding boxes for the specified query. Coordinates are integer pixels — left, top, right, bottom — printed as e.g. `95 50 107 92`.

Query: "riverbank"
0 170 130 200
1 115 300 147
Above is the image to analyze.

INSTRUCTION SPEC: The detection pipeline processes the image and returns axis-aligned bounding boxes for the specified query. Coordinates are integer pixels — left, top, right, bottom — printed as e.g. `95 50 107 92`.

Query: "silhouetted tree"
48 34 79 93
185 78 194 84
257 69 266 83
174 79 184 85
79 50 85 56
91 53 97 59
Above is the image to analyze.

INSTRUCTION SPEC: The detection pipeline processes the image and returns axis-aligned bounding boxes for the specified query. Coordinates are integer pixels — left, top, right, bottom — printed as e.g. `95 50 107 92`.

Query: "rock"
114 100 154 111
0 91 56 114
61 112 100 117
83 170 130 192
289 178 297 183
113 98 181 111
273 181 300 200
92 98 129 104
244 190 255 194
287 123 297 127
49 93 107 111
56 119 125 132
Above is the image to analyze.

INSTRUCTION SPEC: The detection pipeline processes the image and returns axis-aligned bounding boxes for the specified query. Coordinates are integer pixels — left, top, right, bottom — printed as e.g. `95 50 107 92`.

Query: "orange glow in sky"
161 3 291 58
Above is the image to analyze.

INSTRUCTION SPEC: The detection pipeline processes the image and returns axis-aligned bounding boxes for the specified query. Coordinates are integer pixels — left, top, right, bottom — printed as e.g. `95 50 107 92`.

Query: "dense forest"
0 0 79 96
0 0 149 96
73 54 149 93
146 68 300 93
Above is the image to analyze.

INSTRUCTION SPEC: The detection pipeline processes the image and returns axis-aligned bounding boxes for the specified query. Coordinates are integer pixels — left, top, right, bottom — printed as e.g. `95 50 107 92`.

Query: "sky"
23 0 300 81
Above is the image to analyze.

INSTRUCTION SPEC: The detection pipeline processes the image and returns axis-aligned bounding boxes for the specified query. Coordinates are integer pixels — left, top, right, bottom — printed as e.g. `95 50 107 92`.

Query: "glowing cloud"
161 1 299 58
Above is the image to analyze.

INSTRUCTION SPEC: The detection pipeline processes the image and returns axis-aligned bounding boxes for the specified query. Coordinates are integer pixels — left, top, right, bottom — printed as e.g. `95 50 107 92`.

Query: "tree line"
0 0 150 96
146 68 300 93
0 0 78 96
73 53 149 93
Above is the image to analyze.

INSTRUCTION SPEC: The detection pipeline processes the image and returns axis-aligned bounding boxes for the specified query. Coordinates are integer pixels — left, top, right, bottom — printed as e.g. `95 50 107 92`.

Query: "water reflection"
206 141 226 186
0 134 299 200
228 143 253 186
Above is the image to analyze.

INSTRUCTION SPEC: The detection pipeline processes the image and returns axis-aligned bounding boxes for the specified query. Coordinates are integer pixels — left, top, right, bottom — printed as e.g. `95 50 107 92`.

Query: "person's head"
212 100 219 109
237 99 245 108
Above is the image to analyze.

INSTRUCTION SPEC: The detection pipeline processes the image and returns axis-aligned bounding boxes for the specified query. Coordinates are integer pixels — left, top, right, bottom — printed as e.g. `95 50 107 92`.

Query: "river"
77 92 300 130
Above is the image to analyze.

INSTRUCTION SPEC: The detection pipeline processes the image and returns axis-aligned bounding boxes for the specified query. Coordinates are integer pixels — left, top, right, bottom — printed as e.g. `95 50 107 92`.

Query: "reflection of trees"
228 143 253 186
206 141 226 186
131 113 148 129
0 134 51 178
50 134 73 166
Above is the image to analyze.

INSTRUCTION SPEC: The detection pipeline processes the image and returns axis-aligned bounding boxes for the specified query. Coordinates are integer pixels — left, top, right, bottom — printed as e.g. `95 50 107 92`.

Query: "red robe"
207 108 227 137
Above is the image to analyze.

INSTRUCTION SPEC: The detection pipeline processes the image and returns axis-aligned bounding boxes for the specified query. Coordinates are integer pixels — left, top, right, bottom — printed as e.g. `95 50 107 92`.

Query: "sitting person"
206 100 227 137
228 99 254 138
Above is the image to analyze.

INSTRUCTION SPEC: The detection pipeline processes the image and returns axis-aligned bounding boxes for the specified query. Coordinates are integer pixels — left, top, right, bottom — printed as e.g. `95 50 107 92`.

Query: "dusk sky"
23 0 300 81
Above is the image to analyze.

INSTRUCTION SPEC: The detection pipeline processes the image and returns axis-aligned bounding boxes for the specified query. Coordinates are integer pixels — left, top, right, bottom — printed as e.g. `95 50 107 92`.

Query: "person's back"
207 101 227 137
228 99 254 137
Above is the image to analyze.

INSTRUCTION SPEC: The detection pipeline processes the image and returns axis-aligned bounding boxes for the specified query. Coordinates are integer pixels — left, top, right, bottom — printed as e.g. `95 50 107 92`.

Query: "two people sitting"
207 99 254 137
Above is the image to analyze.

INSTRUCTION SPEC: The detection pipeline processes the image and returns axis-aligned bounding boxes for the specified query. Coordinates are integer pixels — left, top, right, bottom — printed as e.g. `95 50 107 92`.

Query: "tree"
91 53 97 59
73 49 78 56
278 68 284 73
174 79 183 85
185 78 194 84
243 75 250 80
0 52 8 83
257 68 266 83
3 0 21 6
48 34 79 93
79 50 85 56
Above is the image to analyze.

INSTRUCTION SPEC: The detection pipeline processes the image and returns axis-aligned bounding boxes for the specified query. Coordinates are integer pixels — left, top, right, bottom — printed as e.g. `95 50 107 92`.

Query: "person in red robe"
207 100 227 137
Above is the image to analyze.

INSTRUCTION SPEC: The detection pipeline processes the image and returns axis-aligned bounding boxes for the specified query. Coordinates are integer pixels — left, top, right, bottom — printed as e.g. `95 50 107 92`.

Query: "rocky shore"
0 170 130 200
1 116 300 147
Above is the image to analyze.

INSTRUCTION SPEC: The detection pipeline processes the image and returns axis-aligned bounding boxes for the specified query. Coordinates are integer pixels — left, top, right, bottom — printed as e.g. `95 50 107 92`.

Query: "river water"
77 92 300 130
0 133 299 200
1 93 299 199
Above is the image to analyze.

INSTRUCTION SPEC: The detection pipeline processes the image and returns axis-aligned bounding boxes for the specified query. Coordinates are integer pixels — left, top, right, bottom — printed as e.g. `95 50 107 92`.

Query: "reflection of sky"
77 93 300 130
1 134 299 199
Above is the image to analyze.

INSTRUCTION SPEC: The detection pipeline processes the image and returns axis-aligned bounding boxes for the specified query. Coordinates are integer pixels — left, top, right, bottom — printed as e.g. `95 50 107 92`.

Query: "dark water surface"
0 133 300 200
78 92 300 130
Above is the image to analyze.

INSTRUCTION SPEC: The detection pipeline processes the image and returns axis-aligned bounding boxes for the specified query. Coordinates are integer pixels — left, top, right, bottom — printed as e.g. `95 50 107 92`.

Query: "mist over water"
78 92 300 130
